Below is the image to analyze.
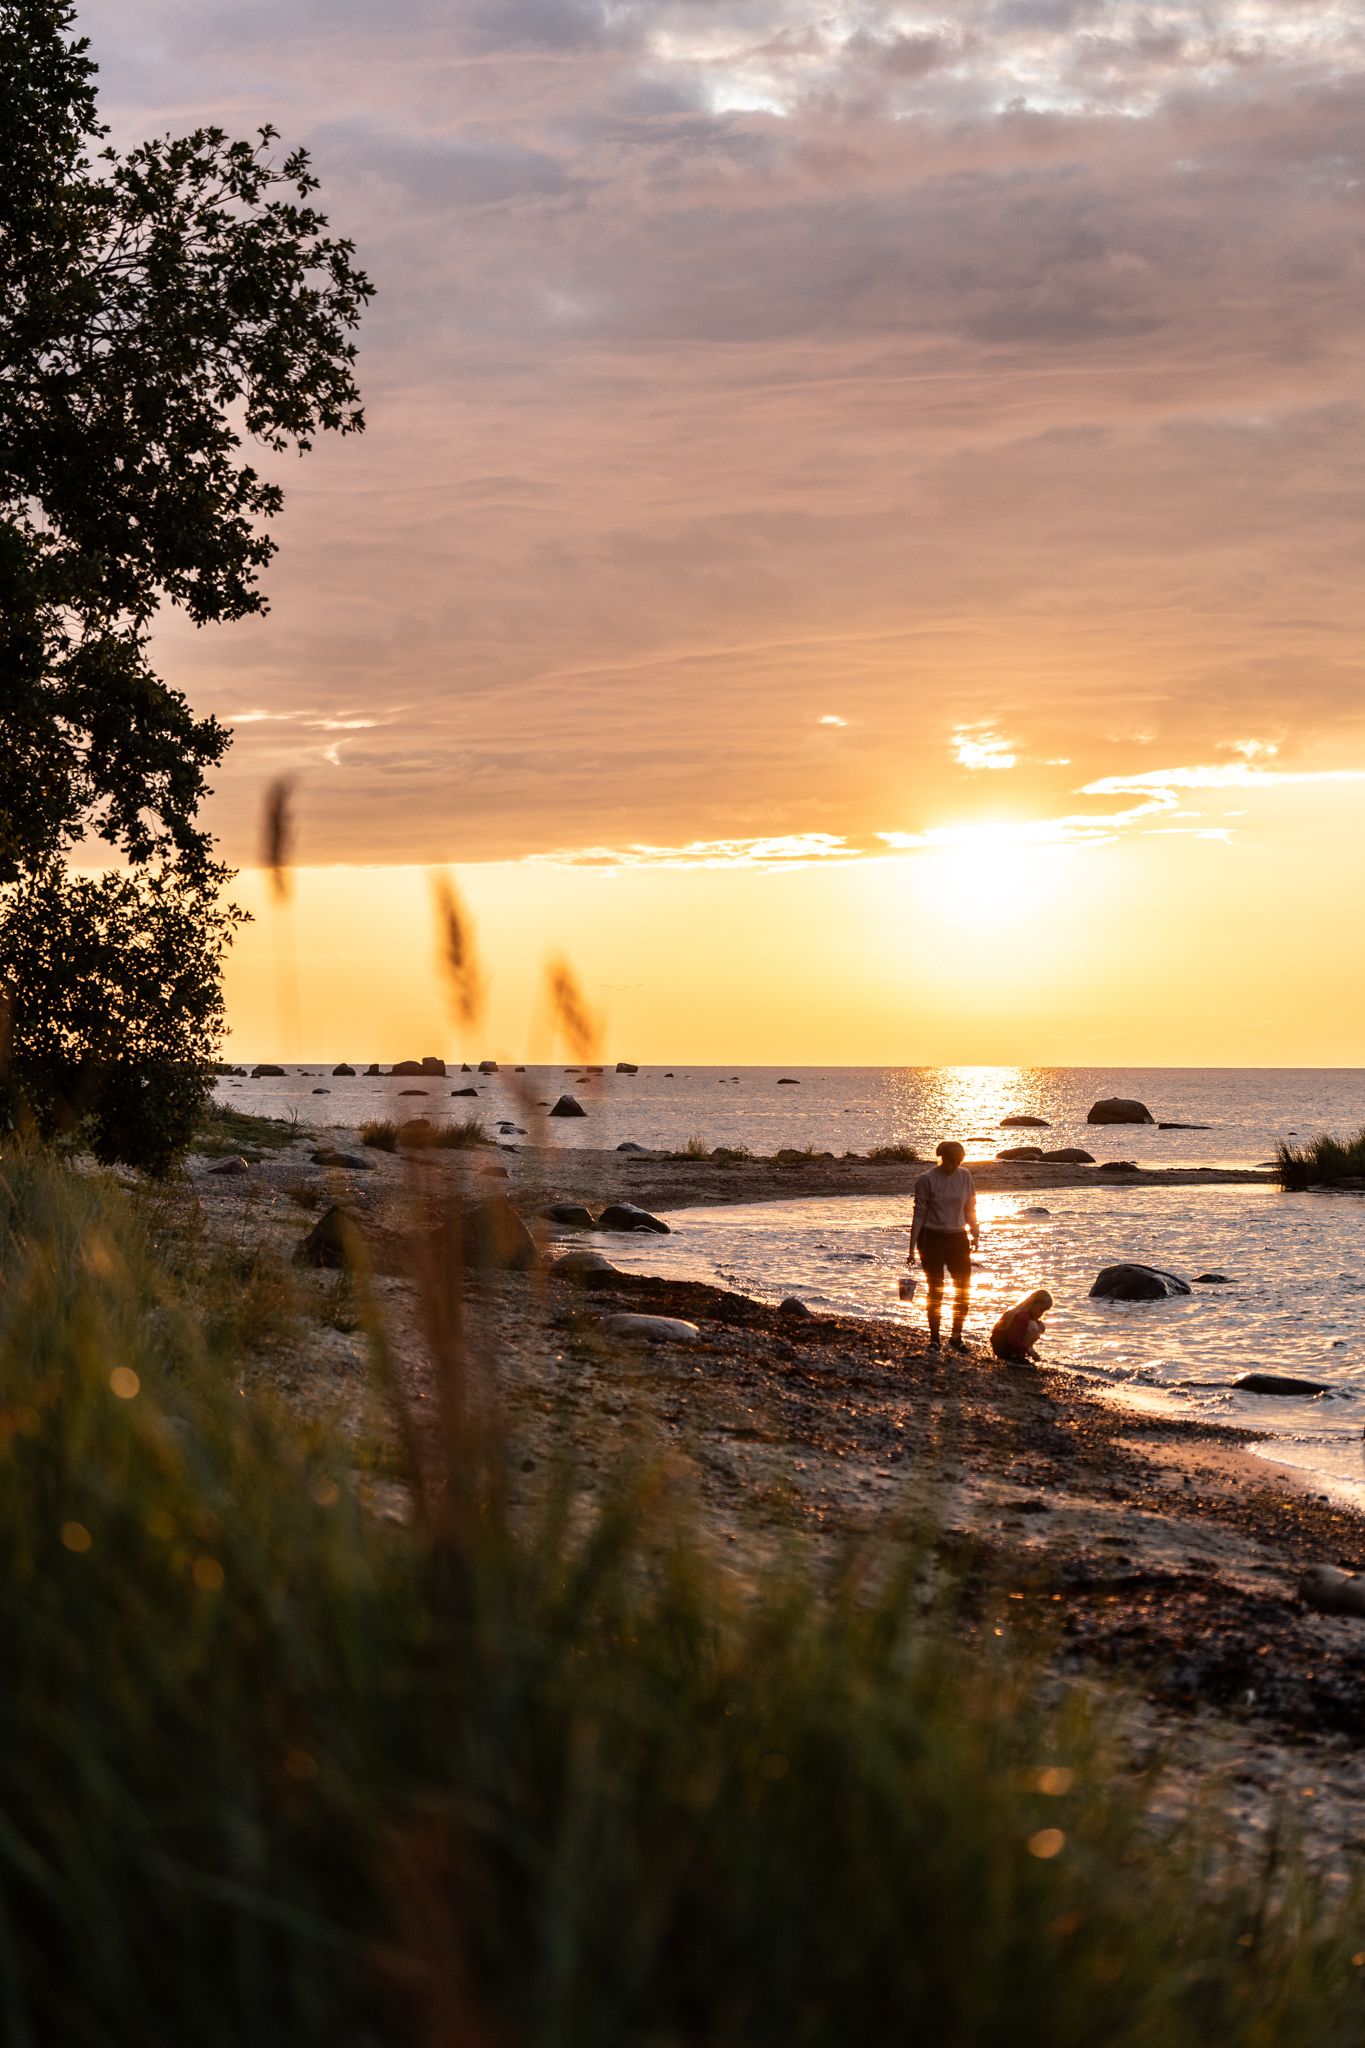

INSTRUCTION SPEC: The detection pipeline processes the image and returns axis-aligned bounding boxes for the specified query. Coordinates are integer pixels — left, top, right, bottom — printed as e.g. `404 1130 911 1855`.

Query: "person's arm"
965 1175 979 1249
908 1177 925 1263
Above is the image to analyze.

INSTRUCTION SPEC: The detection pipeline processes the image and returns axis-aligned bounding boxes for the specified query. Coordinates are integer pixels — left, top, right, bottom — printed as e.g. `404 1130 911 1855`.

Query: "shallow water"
218 1063 1365 1170
587 1185 1365 1500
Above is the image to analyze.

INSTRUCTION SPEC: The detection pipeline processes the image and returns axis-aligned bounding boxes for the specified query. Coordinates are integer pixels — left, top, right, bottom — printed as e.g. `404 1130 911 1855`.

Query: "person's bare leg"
949 1276 970 1350
925 1274 943 1348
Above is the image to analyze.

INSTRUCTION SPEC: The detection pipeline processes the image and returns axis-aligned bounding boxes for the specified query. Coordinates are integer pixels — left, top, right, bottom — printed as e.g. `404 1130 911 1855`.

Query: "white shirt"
912 1166 978 1236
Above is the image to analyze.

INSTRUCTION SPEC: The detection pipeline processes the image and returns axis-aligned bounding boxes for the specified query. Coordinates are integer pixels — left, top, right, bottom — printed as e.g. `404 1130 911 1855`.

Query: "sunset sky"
82 0 1365 1063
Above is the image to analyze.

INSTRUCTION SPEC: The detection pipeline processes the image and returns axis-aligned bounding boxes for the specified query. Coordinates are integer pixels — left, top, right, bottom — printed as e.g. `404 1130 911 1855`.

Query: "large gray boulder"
601 1312 699 1346
597 1202 670 1234
541 1202 597 1229
1087 1097 1155 1125
1089 1263 1190 1301
1044 1147 1095 1164
297 1204 358 1269
1235 1372 1327 1398
434 1197 538 1274
551 1249 619 1279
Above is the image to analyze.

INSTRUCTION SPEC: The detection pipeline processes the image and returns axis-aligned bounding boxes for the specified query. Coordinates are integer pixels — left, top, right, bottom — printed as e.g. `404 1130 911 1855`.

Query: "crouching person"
990 1289 1053 1365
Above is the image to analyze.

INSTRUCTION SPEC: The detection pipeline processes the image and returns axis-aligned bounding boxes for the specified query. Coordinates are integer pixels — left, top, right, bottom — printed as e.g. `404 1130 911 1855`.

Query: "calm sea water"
218 1065 1365 1496
218 1064 1365 1169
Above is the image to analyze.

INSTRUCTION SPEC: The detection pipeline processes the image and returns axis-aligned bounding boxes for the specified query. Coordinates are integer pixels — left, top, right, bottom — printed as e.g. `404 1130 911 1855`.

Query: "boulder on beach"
1300 1565 1365 1616
1098 1160 1140 1173
616 1061 639 1074
617 1140 648 1153
251 1063 286 1078
601 1312 700 1346
597 1202 670 1235
433 1196 538 1274
297 1204 357 1269
1044 1147 1095 1164
208 1155 250 1176
551 1249 618 1279
1087 1097 1155 1125
540 1202 596 1229
550 1094 586 1118
1090 1263 1191 1301
1001 1115 1050 1128
779 1296 812 1317
332 1063 356 1077
310 1149 373 1170
1235 1372 1327 1398
997 1145 1045 1162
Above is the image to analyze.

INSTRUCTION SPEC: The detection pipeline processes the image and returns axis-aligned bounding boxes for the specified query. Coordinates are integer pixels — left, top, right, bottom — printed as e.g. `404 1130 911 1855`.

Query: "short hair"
935 1139 965 1167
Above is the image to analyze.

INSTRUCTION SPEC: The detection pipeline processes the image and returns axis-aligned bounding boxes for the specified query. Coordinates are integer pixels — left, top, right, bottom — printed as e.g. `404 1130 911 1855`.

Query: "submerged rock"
1159 1121 1211 1130
1194 1272 1231 1284
1235 1372 1327 1398
597 1202 670 1234
1090 1263 1191 1301
1087 1097 1155 1125
1001 1114 1049 1127
1098 1160 1140 1174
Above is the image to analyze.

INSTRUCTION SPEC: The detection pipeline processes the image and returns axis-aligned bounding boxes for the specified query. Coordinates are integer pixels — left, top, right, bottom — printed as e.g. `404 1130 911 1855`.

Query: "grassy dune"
1 1149 1362 2044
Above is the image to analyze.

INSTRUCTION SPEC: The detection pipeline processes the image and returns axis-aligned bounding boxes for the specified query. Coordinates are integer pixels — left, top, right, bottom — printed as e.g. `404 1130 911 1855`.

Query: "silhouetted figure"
908 1140 978 1352
991 1289 1053 1365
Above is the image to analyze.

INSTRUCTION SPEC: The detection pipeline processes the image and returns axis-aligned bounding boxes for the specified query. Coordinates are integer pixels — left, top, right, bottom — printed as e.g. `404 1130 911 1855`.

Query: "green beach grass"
1274 1130 1365 1191
1 1146 1363 2044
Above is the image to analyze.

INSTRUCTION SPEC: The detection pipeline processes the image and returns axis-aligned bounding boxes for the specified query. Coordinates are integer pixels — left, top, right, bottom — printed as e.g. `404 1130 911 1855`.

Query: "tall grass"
2 1148 1363 2044
1274 1129 1365 1190
360 1114 489 1152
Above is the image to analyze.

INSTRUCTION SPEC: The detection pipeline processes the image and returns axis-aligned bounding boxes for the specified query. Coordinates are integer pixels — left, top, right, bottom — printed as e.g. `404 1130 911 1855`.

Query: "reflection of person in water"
907 1141 979 1353
991 1289 1054 1365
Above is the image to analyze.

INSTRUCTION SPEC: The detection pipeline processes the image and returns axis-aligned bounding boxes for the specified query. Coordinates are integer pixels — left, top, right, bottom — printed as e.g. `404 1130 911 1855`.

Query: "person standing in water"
907 1140 979 1352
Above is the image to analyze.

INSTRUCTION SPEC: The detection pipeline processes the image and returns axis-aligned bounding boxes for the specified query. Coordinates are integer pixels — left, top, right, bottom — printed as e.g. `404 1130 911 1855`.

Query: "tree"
0 863 245 1176
0 1 372 1165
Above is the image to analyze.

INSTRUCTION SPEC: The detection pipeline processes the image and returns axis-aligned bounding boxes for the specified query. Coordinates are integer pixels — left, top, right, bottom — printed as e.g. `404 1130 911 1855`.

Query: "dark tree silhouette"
0 1 372 1167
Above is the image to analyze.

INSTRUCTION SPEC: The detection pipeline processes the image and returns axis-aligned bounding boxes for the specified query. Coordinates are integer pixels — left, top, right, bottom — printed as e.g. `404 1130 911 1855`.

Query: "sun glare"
914 822 1068 931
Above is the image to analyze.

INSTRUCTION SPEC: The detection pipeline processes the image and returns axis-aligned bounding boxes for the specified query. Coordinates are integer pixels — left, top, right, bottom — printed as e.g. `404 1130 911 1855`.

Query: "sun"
911 821 1070 932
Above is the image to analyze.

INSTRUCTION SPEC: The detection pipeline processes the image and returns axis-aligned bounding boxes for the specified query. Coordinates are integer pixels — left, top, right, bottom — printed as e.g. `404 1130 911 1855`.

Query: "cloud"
69 0 1365 866
954 728 1018 771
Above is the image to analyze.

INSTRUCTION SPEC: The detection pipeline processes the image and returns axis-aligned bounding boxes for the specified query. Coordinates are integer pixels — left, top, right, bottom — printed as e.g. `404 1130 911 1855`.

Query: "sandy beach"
177 1126 1365 1880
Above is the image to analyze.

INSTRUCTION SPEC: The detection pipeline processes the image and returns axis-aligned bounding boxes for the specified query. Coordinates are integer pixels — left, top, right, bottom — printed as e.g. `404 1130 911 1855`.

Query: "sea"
218 1064 1365 1499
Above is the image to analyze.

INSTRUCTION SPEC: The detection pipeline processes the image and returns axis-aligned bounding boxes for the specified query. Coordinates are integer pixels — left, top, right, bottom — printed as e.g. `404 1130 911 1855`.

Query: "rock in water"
777 1077 800 1085
997 1145 1045 1161
478 1059 499 1074
1193 1272 1230 1284
1090 1263 1191 1301
1159 1121 1211 1130
1044 1148 1095 1164
549 1094 587 1118
332 1063 356 1077
420 1056 447 1076
251 1063 286 1078
451 1086 478 1097
1098 1160 1139 1174
778 1296 812 1317
1087 1097 1155 1125
617 1140 648 1153
364 1063 381 1076
601 1312 700 1346
297 1205 357 1269
541 1202 597 1229
1001 1114 1049 1127
1235 1372 1327 1398
312 1087 330 1095
597 1202 671 1234
390 1060 423 1075
1021 1206 1050 1218
616 1061 639 1074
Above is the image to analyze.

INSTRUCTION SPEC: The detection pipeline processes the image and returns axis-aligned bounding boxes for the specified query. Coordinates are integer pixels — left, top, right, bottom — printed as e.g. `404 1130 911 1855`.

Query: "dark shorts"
918 1228 972 1286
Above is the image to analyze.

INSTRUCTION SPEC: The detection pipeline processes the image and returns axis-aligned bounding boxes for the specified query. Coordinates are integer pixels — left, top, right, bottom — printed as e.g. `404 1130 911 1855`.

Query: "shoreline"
182 1125 1365 1871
